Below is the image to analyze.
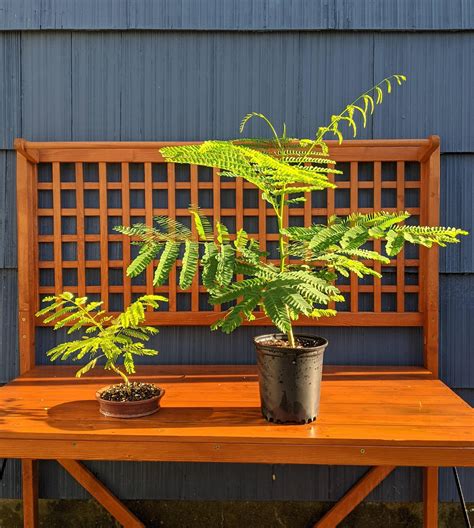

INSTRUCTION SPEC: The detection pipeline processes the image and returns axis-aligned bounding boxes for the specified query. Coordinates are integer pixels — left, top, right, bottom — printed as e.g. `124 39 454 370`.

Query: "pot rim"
253 332 328 353
95 385 165 405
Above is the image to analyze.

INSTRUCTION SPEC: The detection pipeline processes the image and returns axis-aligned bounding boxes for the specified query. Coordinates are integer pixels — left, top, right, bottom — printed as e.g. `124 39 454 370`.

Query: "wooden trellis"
17 137 440 375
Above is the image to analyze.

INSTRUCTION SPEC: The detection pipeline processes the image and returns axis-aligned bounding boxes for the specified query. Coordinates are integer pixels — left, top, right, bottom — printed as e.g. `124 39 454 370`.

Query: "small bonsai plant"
36 292 167 418
117 74 467 423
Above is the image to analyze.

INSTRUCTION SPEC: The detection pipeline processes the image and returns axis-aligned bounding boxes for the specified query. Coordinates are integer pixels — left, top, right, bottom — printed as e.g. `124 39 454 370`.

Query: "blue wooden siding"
0 3 473 504
1 0 473 31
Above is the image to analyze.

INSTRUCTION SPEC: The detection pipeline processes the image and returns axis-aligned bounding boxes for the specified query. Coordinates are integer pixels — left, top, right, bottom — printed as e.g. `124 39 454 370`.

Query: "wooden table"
1 365 472 527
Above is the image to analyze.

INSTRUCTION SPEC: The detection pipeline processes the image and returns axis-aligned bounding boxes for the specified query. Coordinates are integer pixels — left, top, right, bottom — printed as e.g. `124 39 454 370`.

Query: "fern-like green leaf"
180 240 199 289
153 240 180 286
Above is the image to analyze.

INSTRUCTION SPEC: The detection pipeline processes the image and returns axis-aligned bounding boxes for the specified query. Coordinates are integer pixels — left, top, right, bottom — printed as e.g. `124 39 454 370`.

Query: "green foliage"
117 74 467 347
36 292 166 384
315 75 407 143
285 213 467 277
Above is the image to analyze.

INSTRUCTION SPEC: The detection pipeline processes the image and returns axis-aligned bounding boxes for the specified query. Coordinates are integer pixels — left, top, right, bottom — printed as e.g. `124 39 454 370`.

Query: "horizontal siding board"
0 151 17 268
17 32 474 150
0 33 21 150
440 274 474 388
0 0 473 30
17 31 375 143
373 33 474 153
440 155 474 274
71 33 121 140
0 269 18 383
36 326 422 367
120 32 373 141
21 32 72 141
39 0 128 31
0 0 40 30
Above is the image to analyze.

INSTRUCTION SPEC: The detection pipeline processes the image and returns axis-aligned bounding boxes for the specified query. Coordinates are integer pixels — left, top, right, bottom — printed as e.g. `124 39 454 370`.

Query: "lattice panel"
35 156 423 325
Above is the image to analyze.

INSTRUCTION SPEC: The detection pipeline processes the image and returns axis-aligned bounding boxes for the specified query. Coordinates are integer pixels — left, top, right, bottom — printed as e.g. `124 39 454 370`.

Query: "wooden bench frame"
5 136 471 527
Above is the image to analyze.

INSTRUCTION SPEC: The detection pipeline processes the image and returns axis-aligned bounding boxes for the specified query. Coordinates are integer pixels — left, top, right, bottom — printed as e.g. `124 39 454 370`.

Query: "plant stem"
109 363 130 386
277 192 296 347
242 113 297 347
295 75 400 168
277 196 286 273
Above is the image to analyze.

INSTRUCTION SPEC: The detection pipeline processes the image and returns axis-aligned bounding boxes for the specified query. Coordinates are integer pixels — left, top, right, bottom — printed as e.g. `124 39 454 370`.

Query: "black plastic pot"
254 333 328 424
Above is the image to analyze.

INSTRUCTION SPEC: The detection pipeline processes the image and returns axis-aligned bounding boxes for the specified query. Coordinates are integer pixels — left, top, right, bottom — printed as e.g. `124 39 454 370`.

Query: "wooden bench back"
15 137 441 375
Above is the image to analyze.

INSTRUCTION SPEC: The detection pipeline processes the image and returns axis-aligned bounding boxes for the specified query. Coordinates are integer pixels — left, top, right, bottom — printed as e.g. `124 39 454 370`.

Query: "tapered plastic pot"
254 333 328 424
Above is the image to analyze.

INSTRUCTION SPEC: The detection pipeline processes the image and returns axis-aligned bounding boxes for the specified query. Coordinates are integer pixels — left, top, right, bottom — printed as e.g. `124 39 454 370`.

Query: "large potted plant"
117 75 467 423
36 292 167 418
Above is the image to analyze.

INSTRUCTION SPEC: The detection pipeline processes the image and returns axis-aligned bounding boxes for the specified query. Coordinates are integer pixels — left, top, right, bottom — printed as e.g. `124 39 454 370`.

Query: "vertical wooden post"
423 467 439 527
16 146 37 374
16 140 40 526
421 137 440 377
22 460 38 528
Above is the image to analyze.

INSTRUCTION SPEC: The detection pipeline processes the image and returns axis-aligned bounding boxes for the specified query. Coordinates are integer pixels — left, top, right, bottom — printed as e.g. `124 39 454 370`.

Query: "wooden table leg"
423 467 438 527
314 466 395 528
22 459 38 528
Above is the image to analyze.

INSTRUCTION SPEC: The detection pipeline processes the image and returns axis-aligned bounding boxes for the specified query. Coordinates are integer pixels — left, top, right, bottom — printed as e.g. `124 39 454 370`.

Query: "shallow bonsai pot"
254 333 328 424
95 386 165 418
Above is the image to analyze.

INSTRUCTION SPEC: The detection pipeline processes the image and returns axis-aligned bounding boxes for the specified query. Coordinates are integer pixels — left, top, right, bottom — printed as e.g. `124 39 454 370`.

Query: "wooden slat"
58 460 144 528
423 467 438 528
98 163 109 310
373 162 382 312
20 139 434 150
33 145 429 164
258 188 266 253
167 163 177 312
396 161 405 313
52 162 63 294
2 439 472 468
75 163 86 297
314 466 395 527
212 167 221 312
144 162 154 300
350 162 359 313
327 166 336 311
37 310 424 327
121 162 131 307
190 164 199 311
235 176 245 284
21 459 38 528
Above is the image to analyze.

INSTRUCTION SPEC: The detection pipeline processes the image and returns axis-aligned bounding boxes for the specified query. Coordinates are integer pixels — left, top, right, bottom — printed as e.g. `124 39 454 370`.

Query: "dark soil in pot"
254 333 328 424
96 382 165 418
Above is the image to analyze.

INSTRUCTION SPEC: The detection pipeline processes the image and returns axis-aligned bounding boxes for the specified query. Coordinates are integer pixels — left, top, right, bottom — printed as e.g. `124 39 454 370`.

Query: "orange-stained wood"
21 459 38 528
0 366 472 466
16 151 36 374
35 311 424 327
98 163 109 311
2 440 472 468
21 138 438 342
58 460 144 527
314 466 395 527
422 144 441 376
423 467 439 528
